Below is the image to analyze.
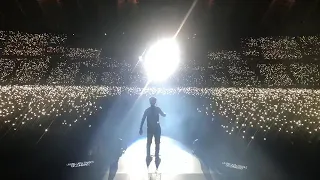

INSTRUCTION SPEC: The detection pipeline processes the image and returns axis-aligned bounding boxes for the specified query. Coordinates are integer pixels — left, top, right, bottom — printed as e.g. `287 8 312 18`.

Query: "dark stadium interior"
1 0 320 180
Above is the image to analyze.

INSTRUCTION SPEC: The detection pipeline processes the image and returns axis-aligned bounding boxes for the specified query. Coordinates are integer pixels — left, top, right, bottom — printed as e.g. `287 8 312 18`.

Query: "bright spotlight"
144 38 180 82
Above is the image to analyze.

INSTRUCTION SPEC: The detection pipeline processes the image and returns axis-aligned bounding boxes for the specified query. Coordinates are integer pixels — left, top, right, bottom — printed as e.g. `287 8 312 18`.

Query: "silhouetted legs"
147 127 161 158
154 127 161 157
147 132 152 158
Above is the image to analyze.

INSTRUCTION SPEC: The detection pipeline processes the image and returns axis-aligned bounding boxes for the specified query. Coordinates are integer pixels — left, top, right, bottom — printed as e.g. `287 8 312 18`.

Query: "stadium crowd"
0 31 320 180
1 31 320 140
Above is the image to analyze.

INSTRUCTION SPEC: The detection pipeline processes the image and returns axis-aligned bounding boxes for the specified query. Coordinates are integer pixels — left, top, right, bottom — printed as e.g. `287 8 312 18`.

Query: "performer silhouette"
139 97 166 160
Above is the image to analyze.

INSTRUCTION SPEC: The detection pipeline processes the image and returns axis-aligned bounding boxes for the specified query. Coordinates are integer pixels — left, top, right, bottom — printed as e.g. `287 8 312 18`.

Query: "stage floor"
102 136 212 180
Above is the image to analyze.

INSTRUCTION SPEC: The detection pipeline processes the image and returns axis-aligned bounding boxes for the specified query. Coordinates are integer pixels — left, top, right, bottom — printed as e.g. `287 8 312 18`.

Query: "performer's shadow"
108 157 119 180
107 146 126 180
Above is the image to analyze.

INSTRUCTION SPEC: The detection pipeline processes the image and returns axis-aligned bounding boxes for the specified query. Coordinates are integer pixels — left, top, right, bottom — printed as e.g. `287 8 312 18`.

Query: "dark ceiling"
0 0 319 48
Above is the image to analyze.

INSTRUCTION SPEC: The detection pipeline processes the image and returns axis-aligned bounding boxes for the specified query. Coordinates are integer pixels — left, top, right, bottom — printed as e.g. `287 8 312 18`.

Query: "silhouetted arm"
158 107 166 117
140 109 147 130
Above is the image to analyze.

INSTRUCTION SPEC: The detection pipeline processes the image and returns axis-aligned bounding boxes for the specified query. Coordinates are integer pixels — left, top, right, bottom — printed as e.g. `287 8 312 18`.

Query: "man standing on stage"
139 97 166 160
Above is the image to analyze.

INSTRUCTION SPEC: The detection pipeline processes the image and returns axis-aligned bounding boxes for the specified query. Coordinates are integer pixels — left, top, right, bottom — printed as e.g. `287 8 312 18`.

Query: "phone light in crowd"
66 161 94 168
222 162 248 170
143 38 180 83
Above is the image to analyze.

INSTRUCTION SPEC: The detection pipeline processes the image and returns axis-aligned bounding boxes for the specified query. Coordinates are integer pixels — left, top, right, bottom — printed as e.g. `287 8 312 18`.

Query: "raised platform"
102 137 212 180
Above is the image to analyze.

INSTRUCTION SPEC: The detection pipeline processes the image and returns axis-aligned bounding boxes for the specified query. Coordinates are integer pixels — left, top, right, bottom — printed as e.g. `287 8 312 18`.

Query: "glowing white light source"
144 38 180 82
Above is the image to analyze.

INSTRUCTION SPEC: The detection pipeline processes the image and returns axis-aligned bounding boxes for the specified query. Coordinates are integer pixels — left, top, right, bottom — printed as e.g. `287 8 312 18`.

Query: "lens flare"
144 38 180 82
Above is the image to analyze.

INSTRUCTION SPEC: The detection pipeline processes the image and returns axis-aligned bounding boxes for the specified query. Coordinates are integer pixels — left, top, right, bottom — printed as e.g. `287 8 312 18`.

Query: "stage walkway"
102 137 213 180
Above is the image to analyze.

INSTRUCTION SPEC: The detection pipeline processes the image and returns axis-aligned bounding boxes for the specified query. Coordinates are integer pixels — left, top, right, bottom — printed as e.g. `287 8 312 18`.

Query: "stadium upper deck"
0 31 319 88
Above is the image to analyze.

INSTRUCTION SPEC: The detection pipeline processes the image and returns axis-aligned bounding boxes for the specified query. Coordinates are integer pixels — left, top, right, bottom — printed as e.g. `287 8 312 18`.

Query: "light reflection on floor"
103 136 210 180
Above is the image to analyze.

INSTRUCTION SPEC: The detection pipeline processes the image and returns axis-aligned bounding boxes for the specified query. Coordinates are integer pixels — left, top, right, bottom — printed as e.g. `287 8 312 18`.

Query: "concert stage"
102 136 213 180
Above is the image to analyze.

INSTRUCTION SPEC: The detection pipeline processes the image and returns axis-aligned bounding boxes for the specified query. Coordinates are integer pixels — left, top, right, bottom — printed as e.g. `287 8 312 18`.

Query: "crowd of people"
1 55 319 87
241 36 320 58
0 86 319 142
0 31 320 87
0 31 320 142
0 86 105 134
198 88 320 141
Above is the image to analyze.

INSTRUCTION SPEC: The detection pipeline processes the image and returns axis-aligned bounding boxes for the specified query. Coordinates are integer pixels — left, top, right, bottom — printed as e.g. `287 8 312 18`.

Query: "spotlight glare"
144 38 180 82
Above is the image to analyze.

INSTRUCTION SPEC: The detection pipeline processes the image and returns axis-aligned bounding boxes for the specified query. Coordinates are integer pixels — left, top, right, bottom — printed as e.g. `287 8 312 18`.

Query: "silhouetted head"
149 97 157 106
